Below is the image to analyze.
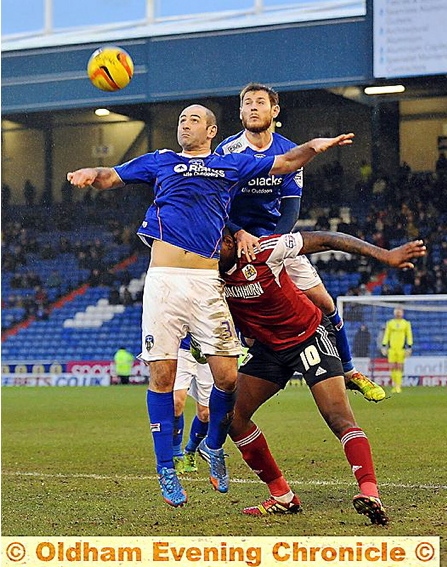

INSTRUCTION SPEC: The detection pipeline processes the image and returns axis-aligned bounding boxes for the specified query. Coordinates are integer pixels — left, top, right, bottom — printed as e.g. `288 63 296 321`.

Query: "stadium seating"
2 190 446 363
2 212 147 361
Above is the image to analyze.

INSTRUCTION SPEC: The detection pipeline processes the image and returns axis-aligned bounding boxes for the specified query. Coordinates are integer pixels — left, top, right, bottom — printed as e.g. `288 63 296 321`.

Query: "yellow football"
87 46 134 92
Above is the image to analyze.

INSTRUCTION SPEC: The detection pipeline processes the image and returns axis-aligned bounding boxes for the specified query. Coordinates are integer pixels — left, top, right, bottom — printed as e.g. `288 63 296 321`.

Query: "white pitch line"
3 470 446 490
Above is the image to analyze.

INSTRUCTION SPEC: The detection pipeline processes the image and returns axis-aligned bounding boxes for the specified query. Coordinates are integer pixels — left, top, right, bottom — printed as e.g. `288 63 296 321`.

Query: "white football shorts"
284 255 322 291
174 348 214 406
140 267 241 361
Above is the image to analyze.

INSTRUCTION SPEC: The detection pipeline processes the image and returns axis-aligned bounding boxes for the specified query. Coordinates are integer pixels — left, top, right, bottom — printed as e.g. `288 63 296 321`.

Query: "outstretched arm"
300 231 426 269
67 167 124 190
270 134 354 175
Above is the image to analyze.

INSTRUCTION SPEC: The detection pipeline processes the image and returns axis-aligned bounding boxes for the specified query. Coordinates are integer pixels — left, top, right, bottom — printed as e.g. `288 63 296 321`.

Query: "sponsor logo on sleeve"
284 234 296 248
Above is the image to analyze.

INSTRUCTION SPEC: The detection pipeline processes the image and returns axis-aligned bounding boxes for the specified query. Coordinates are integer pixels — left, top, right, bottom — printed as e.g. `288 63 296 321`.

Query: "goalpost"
337 294 447 386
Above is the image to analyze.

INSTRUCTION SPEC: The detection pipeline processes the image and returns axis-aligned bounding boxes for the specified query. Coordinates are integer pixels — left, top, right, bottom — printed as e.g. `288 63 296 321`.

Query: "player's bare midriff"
150 240 218 269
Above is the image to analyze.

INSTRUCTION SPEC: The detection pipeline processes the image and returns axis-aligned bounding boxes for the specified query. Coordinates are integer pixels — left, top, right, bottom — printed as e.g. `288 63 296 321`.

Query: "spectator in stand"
398 161 411 183
83 187 94 204
99 268 116 287
326 252 343 274
40 243 57 259
353 324 372 358
36 303 50 321
10 273 24 289
108 287 121 305
412 273 429 295
2 182 12 208
34 285 48 305
118 269 132 287
359 160 372 187
46 269 63 290
113 347 134 385
371 175 387 206
10 244 27 267
23 179 37 206
88 268 103 287
59 236 72 254
61 179 74 203
22 271 42 288
2 252 18 272
435 151 447 179
121 286 134 306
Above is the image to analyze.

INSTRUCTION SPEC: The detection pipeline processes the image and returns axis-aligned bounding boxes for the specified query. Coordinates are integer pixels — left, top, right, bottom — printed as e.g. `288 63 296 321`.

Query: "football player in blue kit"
172 334 213 474
67 103 354 507
215 83 385 403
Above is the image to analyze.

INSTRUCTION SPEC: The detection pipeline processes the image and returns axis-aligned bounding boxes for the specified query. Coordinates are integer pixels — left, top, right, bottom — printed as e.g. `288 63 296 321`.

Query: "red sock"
340 427 379 497
232 424 290 494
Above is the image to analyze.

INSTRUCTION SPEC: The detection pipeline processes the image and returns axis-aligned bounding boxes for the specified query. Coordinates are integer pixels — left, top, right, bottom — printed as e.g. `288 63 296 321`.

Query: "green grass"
2 385 446 559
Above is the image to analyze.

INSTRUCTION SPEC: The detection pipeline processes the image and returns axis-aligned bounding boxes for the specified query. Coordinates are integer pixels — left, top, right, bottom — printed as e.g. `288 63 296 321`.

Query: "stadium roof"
1 3 363 52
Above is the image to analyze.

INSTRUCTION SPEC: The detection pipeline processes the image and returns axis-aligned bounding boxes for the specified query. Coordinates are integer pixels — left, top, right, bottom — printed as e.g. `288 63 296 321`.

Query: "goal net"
337 294 447 385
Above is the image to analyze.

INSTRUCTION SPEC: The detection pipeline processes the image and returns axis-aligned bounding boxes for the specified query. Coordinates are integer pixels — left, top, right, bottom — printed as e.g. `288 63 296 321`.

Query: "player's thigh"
388 348 405 364
292 321 343 388
141 268 189 361
232 372 281 432
188 364 213 407
207 355 239 391
174 349 196 391
188 273 241 357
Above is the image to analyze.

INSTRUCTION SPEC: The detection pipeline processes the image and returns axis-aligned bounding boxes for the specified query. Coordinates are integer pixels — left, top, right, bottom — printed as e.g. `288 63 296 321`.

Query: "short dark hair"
239 82 279 107
204 107 217 128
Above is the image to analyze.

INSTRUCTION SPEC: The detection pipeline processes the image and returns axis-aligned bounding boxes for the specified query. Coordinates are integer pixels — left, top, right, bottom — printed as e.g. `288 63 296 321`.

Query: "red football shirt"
223 233 323 351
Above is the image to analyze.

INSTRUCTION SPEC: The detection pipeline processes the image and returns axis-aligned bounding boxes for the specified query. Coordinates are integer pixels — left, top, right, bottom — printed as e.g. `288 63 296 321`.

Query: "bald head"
180 105 217 127
177 105 218 153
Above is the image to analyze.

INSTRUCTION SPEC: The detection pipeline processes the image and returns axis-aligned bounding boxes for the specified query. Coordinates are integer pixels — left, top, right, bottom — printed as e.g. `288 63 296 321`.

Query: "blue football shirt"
215 131 303 236
114 149 275 259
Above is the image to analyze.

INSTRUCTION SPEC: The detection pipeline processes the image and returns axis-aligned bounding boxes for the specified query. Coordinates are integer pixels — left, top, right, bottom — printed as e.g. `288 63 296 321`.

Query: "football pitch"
2 385 446 559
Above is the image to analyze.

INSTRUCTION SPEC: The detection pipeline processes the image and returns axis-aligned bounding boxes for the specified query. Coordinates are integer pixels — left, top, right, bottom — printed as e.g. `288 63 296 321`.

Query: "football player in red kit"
219 229 425 524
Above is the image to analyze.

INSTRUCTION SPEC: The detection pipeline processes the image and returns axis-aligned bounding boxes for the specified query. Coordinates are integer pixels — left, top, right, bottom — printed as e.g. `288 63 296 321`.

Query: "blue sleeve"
281 169 303 198
114 152 158 184
275 196 301 234
214 141 224 155
226 220 243 235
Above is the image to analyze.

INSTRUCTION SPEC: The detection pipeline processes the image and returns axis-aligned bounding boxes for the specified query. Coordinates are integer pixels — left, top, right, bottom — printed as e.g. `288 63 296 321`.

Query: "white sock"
272 490 294 504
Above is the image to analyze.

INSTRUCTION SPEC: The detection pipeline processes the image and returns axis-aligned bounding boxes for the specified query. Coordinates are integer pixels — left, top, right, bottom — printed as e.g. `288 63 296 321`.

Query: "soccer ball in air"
87 46 134 92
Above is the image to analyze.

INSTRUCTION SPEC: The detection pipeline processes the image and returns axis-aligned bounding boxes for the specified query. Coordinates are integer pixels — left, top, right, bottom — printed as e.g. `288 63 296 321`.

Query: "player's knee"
197 407 209 422
229 413 250 440
208 357 238 391
328 414 356 438
211 371 238 392
174 400 185 415
148 361 176 392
